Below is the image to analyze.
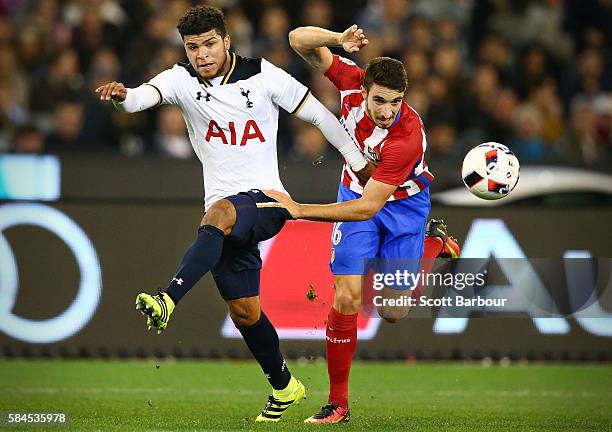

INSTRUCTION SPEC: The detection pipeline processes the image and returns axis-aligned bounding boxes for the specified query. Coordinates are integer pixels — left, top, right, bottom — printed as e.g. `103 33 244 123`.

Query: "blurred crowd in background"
0 0 610 167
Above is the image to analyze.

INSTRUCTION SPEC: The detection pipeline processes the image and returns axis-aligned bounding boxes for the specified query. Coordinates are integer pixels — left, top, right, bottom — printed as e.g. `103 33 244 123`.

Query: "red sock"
423 235 443 259
326 307 357 409
411 236 443 300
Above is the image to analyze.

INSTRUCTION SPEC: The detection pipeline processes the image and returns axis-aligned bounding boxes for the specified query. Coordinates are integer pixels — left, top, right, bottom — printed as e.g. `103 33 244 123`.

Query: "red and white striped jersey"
324 55 433 200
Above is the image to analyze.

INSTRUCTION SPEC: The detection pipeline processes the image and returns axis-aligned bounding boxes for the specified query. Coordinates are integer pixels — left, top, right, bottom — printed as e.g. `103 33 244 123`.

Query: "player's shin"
423 235 444 259
411 236 443 301
237 311 292 390
165 225 224 304
412 220 461 301
326 307 358 409
244 311 308 422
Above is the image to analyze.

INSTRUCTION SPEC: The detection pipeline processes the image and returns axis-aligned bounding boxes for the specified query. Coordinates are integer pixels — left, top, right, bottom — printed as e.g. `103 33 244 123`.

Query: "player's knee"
333 284 361 312
380 308 409 324
377 297 411 323
228 298 261 327
230 311 259 328
201 199 236 235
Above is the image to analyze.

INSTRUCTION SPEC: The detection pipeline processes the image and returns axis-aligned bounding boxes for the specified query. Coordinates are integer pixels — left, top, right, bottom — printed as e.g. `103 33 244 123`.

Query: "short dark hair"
363 57 408 93
177 5 227 38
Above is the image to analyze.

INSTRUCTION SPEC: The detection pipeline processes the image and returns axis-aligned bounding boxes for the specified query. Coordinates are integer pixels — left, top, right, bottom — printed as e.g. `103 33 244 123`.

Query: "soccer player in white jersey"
264 24 460 423
96 6 372 423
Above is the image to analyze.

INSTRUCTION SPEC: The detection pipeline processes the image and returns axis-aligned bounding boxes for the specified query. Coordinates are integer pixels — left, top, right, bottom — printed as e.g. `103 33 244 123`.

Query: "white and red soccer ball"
461 142 520 200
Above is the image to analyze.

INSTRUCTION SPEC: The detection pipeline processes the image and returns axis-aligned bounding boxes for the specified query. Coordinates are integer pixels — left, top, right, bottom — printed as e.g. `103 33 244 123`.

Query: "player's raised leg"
166 199 237 302
374 220 462 322
410 219 461 302
135 198 237 332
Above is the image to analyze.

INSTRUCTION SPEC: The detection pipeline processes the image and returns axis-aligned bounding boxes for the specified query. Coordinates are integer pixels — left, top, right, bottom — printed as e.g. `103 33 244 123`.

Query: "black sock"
238 312 292 390
165 225 224 304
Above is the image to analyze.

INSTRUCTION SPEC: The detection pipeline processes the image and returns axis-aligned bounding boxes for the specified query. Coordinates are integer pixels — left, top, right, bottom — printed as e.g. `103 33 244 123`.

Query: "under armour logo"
172 277 184 285
240 87 253 108
196 91 211 102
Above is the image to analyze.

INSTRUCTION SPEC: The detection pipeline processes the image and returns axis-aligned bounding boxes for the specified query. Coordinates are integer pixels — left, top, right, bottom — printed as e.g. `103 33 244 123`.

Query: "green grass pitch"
1 360 611 431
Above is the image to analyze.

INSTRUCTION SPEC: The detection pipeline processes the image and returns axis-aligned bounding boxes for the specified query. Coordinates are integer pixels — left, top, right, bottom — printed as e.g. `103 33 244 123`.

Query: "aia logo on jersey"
205 120 265 146
240 87 253 108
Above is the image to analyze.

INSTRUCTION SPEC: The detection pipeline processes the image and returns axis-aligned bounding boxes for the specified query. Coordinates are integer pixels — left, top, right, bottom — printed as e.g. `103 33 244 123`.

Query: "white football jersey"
148 52 310 210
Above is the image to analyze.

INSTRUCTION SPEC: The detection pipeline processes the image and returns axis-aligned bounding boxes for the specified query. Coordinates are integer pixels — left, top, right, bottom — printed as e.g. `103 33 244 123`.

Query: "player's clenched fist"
95 81 127 102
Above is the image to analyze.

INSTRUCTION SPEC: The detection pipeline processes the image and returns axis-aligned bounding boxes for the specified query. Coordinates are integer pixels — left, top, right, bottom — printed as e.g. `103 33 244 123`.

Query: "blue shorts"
211 189 292 301
330 184 431 275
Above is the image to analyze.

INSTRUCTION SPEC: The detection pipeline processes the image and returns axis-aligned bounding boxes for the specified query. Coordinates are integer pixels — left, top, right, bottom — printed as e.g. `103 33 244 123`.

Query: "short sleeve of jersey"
261 58 309 113
371 131 422 186
147 65 182 105
324 55 365 91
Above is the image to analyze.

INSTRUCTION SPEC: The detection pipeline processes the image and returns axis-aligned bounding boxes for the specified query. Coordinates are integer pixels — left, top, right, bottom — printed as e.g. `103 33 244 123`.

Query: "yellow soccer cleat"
135 290 175 334
255 377 306 422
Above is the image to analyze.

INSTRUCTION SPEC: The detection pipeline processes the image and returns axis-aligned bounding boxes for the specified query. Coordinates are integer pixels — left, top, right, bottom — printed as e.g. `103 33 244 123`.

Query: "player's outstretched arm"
264 179 395 222
95 81 160 113
288 25 368 73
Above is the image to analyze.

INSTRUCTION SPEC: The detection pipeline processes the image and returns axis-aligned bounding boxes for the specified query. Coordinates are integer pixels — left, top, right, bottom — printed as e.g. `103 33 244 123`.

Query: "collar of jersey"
201 51 237 87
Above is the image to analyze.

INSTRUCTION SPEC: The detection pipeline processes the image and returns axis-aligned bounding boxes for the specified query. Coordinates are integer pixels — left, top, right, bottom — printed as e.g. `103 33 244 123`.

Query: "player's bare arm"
289 25 371 177
265 178 395 222
288 25 368 73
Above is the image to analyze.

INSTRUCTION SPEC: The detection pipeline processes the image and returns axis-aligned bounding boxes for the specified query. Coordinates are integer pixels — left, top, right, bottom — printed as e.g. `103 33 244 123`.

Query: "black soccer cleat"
426 219 460 259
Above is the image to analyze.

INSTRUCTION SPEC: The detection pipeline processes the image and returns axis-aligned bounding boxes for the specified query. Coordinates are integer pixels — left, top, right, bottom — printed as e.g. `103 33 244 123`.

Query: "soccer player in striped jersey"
95 7 373 423
264 25 460 423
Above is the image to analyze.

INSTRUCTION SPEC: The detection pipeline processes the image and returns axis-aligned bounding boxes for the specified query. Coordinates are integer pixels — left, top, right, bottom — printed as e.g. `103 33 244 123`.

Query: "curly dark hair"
364 57 408 93
177 5 227 38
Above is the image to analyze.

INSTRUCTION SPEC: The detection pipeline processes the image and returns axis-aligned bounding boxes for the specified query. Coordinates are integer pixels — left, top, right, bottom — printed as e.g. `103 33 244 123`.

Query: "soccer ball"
461 142 520 200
